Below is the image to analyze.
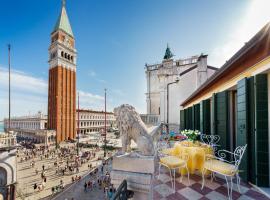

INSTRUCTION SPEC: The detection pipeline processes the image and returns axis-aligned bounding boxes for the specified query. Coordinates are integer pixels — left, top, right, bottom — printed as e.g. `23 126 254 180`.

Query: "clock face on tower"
64 37 71 48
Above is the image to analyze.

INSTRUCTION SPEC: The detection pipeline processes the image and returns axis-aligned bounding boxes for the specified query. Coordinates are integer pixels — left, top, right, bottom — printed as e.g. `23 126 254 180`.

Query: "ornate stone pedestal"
111 153 155 200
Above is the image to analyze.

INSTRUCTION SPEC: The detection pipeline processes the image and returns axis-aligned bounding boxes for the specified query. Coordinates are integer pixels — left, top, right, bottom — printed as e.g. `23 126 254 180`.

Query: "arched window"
61 51 64 57
65 53 67 59
71 56 73 62
68 54 70 60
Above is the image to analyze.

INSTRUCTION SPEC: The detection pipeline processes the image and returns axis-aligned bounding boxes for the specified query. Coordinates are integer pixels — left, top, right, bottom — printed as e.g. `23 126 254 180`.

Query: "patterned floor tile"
166 192 188 200
198 197 210 200
178 187 203 200
245 189 270 200
154 190 164 200
154 169 269 200
165 179 186 191
157 174 171 183
215 186 241 200
237 194 256 200
154 183 175 197
178 176 196 186
222 182 249 194
190 183 212 195
205 191 227 200
190 174 203 182
198 179 221 190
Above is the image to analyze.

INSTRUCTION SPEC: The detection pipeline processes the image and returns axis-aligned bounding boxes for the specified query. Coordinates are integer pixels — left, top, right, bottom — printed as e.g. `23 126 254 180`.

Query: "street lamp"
104 88 107 158
166 76 180 133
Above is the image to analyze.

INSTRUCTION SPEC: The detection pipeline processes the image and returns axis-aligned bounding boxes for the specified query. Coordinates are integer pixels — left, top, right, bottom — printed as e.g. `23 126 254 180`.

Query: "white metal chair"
157 141 190 192
200 134 220 152
201 144 247 200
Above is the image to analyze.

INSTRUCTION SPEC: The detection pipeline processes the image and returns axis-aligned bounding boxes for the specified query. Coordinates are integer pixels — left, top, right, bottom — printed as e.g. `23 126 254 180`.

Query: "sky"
0 0 270 120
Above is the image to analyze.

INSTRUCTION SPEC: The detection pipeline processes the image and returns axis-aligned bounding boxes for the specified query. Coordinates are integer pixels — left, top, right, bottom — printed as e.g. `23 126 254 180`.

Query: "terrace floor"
153 168 270 200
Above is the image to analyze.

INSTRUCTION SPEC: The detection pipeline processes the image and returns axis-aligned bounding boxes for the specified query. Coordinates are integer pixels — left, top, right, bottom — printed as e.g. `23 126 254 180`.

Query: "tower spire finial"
62 0 66 7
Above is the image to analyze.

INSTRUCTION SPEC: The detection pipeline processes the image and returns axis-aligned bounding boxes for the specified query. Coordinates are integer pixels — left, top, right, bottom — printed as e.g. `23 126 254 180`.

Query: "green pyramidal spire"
163 44 174 60
53 0 74 37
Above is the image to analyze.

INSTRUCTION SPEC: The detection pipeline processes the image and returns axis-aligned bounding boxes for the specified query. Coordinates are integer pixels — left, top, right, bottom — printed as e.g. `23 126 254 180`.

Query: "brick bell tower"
48 0 77 143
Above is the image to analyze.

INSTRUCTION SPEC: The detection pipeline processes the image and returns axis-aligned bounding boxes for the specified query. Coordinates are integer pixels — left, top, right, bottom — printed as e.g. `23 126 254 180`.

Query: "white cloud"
88 70 96 77
0 67 47 95
209 0 270 67
0 66 116 119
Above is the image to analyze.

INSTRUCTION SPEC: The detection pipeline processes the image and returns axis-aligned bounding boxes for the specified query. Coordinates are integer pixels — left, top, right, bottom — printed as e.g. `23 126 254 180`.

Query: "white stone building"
77 109 116 134
4 112 55 145
4 111 47 131
145 46 218 131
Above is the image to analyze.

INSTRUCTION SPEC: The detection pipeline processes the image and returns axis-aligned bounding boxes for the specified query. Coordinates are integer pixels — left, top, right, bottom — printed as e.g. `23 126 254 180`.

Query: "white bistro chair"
200 134 220 152
201 144 247 200
157 141 190 192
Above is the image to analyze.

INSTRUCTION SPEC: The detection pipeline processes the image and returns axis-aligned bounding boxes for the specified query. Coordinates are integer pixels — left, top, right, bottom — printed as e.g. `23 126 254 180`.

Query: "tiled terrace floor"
153 171 270 200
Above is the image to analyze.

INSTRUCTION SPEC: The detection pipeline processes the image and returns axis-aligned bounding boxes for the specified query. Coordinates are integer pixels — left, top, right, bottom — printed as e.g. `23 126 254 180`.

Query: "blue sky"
0 0 269 120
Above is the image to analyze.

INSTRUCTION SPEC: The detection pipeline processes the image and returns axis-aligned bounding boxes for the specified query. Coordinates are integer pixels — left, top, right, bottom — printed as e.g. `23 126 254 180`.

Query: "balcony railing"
140 114 160 126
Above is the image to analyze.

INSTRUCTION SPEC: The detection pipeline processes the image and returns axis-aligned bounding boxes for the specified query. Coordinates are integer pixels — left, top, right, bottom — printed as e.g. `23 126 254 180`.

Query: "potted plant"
181 129 200 143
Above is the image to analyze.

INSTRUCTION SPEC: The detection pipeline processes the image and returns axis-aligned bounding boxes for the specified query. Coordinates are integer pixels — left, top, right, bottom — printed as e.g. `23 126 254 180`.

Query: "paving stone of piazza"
16 143 270 200
16 143 113 200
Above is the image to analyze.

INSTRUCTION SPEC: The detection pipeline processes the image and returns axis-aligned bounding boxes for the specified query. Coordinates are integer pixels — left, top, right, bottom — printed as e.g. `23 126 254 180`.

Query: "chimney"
197 54 208 87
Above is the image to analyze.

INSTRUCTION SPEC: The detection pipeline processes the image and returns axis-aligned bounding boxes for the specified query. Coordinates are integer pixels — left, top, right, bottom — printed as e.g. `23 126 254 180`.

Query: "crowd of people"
82 159 116 200
17 143 115 199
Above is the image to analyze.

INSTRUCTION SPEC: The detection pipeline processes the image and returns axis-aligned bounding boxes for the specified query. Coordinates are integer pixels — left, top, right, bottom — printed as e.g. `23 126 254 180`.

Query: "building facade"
4 113 56 146
77 109 116 134
47 0 77 142
4 111 47 131
145 46 217 131
180 23 270 188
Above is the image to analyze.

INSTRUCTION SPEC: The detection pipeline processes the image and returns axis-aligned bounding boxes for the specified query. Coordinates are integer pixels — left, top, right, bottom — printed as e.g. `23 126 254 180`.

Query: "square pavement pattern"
153 173 270 200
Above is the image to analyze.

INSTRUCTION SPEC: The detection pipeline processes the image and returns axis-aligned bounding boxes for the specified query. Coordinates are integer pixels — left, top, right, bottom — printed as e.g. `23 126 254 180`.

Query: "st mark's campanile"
48 0 77 142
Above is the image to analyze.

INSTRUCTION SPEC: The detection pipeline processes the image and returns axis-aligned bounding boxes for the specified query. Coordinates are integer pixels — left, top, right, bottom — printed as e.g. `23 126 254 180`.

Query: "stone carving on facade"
114 104 161 156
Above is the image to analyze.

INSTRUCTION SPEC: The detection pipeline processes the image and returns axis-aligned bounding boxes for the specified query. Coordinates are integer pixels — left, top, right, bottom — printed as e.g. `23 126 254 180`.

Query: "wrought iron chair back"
156 140 170 158
200 134 220 151
217 144 247 170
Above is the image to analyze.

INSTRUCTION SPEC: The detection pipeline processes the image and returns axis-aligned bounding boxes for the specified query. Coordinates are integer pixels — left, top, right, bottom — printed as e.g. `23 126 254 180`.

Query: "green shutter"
211 94 217 135
180 110 185 131
215 91 230 151
255 74 269 187
185 107 193 130
248 77 256 184
236 78 248 181
193 104 200 131
200 99 211 135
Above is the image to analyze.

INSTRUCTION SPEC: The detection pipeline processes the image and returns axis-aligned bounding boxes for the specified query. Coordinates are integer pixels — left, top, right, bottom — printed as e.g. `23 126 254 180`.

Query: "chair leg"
224 176 232 200
169 168 173 190
236 173 241 193
201 168 205 190
230 176 233 200
173 169 176 192
186 165 190 185
158 163 161 179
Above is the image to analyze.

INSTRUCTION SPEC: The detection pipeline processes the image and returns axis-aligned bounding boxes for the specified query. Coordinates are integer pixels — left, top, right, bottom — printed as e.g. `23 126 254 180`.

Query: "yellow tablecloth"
169 140 213 175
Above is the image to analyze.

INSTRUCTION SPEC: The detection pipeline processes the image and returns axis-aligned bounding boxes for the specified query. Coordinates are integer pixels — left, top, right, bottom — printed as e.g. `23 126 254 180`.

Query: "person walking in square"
84 182 87 192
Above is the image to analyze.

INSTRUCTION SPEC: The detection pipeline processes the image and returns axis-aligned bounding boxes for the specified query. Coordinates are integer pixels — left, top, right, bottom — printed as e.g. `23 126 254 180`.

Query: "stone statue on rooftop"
114 104 161 156
163 43 174 60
